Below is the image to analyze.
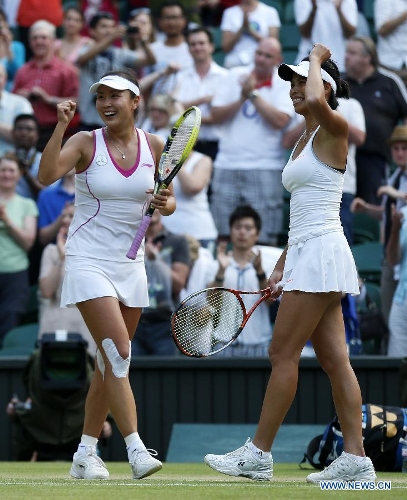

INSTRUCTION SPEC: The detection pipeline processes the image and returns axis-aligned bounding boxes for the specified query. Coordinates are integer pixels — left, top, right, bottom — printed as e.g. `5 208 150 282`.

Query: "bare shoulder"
62 130 95 169
320 109 348 139
64 130 94 148
144 131 165 159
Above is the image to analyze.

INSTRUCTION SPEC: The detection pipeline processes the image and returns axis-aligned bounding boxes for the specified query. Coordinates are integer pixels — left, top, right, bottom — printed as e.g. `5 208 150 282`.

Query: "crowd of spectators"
1 0 407 358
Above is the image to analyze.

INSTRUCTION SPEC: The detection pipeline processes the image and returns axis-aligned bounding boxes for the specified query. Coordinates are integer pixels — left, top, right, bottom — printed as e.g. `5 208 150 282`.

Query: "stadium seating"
262 0 283 17
279 23 301 51
1 323 39 355
20 284 39 326
352 212 381 245
283 0 295 24
351 242 383 285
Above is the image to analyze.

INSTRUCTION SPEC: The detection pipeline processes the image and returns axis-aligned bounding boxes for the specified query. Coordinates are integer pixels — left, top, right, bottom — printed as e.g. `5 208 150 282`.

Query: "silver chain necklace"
105 127 126 159
300 122 318 143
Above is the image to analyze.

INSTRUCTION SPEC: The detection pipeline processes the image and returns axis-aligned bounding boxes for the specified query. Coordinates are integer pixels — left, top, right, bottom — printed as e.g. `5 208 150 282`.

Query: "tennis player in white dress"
204 44 376 484
38 70 176 480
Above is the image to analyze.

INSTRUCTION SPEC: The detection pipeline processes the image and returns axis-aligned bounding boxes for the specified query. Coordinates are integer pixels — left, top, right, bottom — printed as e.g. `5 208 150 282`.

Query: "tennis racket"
171 287 275 357
126 106 201 259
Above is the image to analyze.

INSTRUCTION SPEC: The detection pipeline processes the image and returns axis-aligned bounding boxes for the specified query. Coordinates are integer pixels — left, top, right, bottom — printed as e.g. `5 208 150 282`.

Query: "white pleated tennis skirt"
61 255 149 308
280 231 359 294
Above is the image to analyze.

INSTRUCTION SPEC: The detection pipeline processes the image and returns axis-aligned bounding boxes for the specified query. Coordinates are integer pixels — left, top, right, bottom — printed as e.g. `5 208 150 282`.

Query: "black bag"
301 404 407 472
358 293 388 342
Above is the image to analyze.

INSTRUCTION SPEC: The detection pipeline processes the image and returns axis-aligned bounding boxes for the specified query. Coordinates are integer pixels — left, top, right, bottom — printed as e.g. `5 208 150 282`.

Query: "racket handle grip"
126 215 152 260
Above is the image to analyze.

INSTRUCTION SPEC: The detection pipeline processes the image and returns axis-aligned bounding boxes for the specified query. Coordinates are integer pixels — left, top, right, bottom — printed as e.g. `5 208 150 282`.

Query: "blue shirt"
37 180 75 229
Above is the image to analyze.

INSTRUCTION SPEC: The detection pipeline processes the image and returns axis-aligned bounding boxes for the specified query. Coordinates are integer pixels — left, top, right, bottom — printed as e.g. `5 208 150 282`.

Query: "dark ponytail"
301 56 350 110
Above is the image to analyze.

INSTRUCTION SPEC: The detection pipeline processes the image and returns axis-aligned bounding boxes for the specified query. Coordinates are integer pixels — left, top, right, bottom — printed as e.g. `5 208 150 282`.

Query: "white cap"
89 75 140 96
278 61 337 93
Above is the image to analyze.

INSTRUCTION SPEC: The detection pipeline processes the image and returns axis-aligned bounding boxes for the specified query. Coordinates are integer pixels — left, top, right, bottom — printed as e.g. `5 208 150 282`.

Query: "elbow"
38 171 55 186
305 95 321 108
386 254 398 267
354 132 366 147
23 237 36 253
39 232 49 247
275 115 290 131
184 186 202 196
211 109 224 124
378 26 387 37
298 25 309 38
39 286 53 300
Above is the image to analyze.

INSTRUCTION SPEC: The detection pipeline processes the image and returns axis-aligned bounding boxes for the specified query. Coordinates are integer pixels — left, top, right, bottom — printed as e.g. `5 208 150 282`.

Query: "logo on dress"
95 155 108 166
141 163 154 168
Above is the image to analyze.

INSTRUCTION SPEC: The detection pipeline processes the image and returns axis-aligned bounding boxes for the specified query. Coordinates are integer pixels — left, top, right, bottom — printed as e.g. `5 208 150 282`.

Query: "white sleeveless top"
282 126 345 245
280 127 359 294
163 151 218 240
66 128 155 262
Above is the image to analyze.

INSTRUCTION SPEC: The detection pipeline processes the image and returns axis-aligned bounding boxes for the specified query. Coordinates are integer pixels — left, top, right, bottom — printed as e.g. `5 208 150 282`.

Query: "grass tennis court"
0 462 406 500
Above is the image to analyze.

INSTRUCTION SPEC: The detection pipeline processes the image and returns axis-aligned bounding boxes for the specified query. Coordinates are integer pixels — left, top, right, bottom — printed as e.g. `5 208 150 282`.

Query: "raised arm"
335 0 356 38
306 45 348 141
38 100 88 185
298 0 317 38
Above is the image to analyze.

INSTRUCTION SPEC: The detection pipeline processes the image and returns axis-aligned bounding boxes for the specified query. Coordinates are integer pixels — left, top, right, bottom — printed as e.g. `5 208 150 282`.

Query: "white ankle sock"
342 451 367 463
125 432 146 460
249 441 270 459
77 435 98 455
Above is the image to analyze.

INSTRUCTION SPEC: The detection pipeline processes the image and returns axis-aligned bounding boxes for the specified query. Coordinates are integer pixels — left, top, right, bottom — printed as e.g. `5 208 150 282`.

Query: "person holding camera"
54 6 94 70
75 11 156 132
123 8 157 79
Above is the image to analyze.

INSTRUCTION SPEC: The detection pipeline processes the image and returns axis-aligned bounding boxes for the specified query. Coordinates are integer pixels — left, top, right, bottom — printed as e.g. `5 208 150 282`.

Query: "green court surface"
0 462 406 500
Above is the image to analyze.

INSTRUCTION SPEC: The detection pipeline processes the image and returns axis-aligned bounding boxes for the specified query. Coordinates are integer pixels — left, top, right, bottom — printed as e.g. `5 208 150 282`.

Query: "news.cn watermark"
319 480 392 491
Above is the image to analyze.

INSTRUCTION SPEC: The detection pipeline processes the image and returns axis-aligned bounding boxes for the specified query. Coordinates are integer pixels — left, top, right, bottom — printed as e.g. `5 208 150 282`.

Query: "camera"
152 233 165 245
14 401 32 411
127 25 139 35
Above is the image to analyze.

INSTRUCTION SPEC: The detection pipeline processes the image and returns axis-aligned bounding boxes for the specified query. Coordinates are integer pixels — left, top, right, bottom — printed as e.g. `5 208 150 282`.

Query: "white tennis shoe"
306 452 376 484
70 446 109 480
129 448 162 479
204 438 273 481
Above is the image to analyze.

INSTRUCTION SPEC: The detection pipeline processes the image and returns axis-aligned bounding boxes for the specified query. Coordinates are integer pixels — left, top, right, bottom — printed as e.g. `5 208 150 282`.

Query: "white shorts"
281 231 359 294
61 256 149 308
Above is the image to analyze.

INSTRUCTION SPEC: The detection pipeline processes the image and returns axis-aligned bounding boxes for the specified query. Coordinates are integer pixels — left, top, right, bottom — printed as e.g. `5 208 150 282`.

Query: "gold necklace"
105 127 127 159
300 123 318 143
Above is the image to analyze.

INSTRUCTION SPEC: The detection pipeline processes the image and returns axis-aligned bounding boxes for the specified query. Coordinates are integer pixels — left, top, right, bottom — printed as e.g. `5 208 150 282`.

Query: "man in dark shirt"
343 36 407 205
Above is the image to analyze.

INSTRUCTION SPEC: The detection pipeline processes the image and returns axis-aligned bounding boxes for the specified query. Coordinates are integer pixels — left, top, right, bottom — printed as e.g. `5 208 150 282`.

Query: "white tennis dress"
281 127 359 294
61 128 156 308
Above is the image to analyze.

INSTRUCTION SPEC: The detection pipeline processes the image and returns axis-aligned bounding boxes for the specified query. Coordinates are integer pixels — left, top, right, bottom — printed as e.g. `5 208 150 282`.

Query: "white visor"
278 61 337 93
89 75 140 96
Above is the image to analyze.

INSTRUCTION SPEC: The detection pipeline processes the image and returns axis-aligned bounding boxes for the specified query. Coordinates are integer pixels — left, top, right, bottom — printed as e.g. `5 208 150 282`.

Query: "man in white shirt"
173 26 229 160
210 37 294 245
374 0 407 87
140 2 193 97
220 0 280 69
208 205 282 357
294 0 358 72
0 63 33 155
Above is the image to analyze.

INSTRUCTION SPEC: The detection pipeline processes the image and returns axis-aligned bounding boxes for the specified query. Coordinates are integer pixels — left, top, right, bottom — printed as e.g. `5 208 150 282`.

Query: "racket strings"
161 112 198 173
172 289 244 356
